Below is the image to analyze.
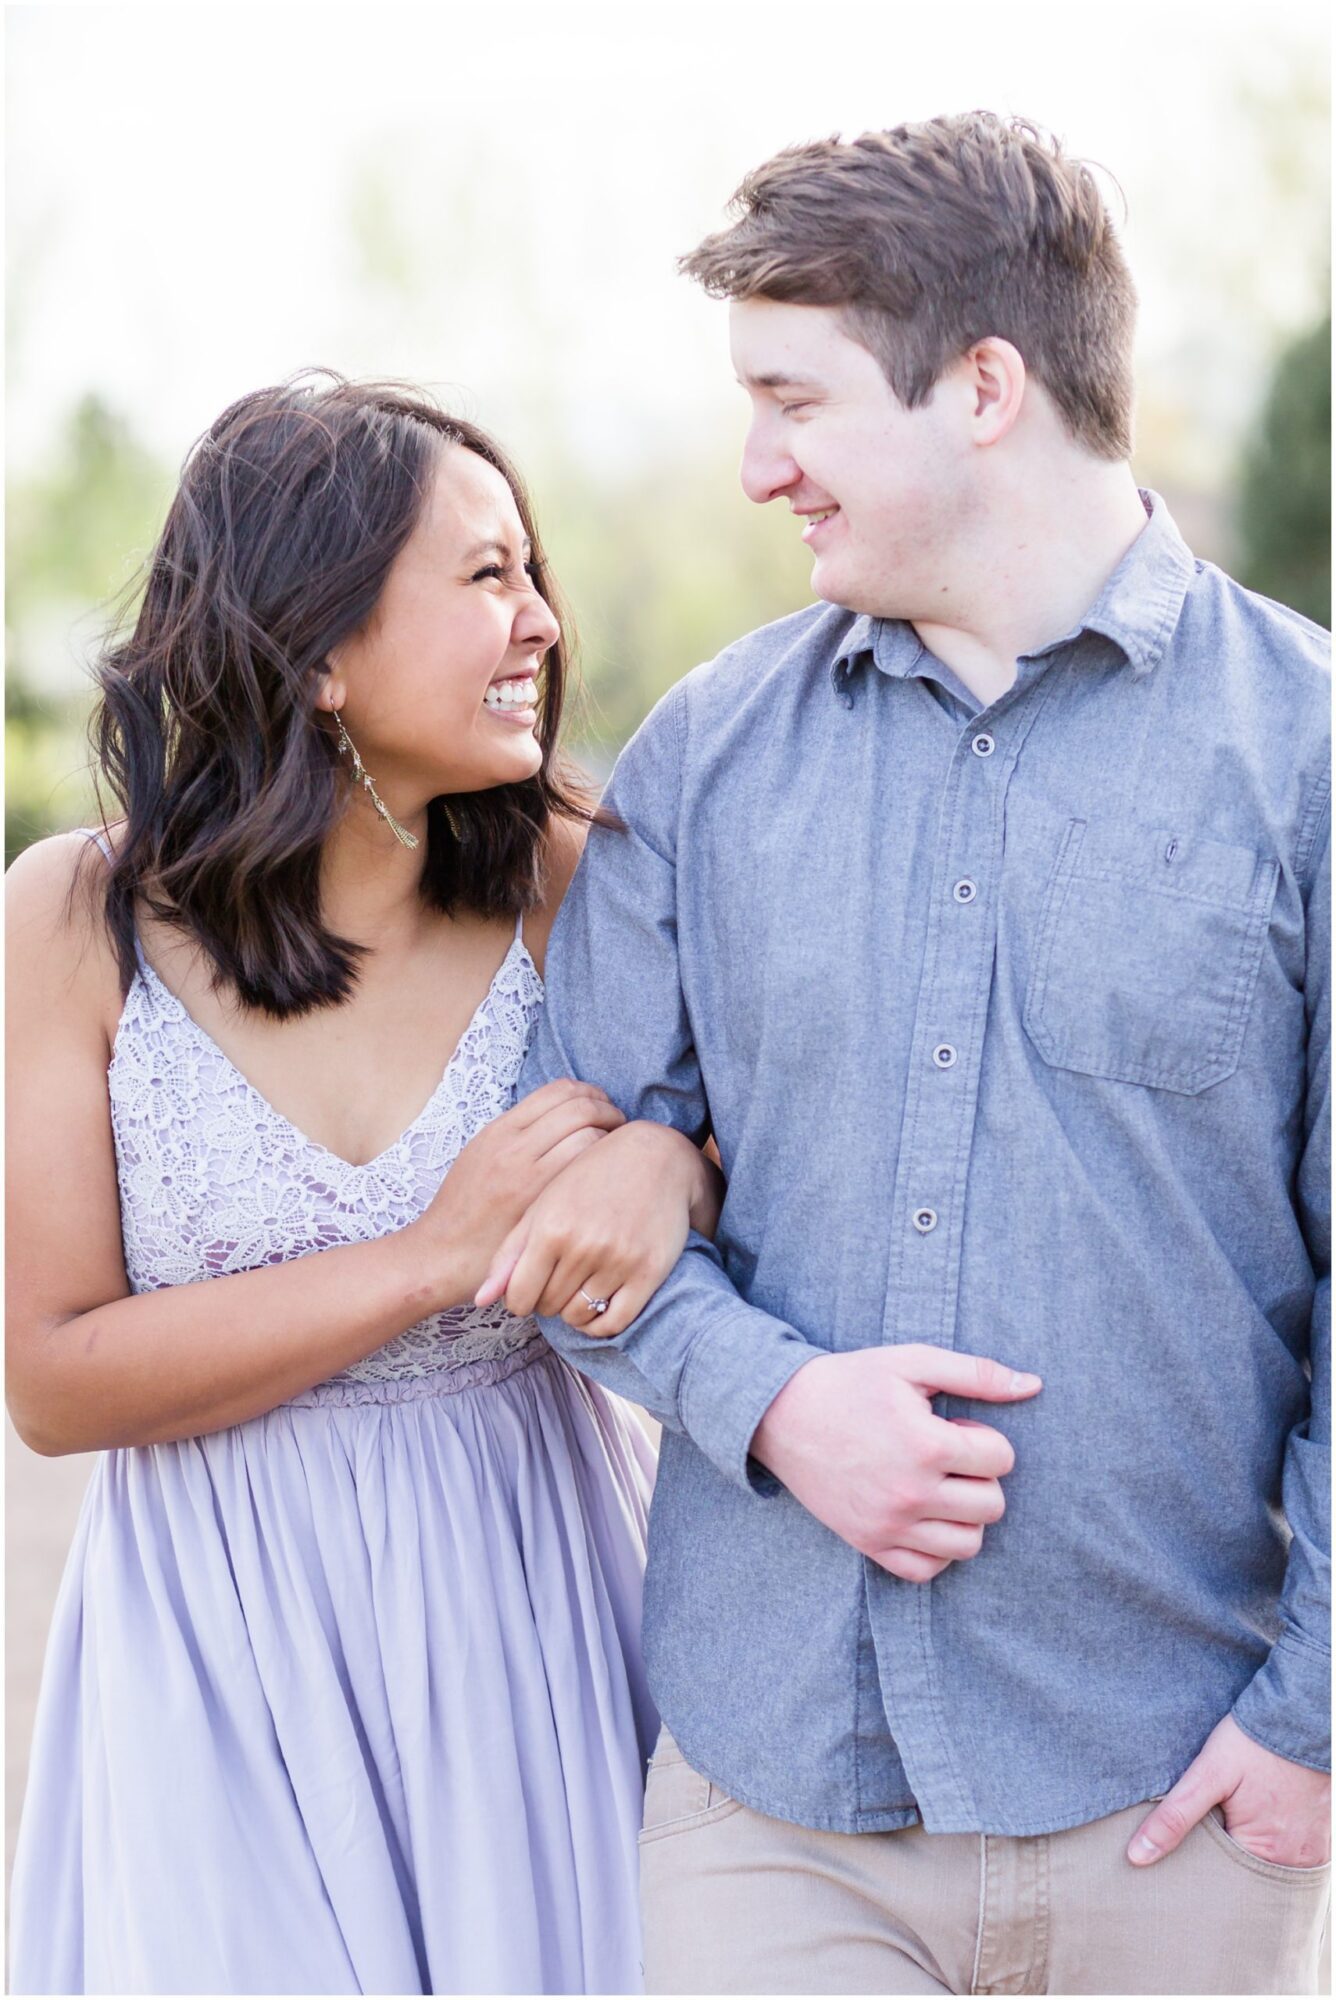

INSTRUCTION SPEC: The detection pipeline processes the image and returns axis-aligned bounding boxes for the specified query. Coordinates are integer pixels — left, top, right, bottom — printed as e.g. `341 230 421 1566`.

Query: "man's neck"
907 465 1150 710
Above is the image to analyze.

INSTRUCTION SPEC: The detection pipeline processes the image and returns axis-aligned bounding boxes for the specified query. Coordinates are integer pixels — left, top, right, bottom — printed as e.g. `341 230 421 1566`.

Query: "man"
512 113 1330 1993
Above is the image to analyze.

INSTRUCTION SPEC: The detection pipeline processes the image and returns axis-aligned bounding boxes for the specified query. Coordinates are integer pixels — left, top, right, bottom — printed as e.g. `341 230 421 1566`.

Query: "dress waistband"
283 1333 551 1408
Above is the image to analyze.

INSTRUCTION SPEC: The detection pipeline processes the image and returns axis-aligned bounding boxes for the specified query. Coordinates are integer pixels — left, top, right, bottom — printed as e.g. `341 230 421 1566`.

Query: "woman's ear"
313 658 346 715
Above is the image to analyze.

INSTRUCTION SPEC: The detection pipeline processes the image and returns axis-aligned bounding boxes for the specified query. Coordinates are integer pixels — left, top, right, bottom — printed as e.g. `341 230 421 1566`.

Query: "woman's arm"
5 836 620 1455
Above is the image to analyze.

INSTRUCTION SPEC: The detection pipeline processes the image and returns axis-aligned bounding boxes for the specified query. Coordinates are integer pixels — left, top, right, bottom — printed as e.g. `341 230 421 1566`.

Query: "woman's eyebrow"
461 537 534 563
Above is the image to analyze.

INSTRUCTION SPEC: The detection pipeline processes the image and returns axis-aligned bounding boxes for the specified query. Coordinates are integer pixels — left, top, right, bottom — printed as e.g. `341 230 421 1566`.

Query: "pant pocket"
1199 1805 1333 1885
640 1728 745 1843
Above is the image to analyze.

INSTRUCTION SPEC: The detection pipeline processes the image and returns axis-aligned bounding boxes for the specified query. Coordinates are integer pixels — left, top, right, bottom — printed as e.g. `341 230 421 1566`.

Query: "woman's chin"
458 740 545 793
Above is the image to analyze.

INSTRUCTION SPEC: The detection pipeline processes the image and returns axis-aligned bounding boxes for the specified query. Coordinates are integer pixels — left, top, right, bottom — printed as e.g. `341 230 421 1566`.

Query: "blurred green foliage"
1236 316 1331 629
535 450 812 761
6 395 173 865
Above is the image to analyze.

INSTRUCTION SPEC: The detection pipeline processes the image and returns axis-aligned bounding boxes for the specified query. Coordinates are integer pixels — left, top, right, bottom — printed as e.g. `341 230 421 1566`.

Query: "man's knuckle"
922 1430 955 1473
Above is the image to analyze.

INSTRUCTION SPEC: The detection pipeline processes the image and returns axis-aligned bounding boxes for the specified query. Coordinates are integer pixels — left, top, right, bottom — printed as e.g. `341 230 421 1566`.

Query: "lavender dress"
9 889 658 1996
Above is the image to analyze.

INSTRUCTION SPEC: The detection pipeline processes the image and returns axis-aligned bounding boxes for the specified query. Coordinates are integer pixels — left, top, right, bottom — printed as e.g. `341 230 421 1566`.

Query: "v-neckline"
124 935 541 1174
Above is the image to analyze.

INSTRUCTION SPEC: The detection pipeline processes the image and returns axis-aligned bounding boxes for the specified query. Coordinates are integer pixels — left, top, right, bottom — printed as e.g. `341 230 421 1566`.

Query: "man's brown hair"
680 112 1137 460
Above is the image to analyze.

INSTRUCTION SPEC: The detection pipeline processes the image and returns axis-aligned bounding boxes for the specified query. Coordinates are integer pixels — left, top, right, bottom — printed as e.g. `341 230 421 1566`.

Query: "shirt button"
932 1043 958 1069
953 879 978 904
972 733 996 758
912 1206 938 1234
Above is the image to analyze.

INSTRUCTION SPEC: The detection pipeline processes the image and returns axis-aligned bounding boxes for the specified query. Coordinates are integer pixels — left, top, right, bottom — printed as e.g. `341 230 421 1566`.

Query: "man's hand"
749 1346 1042 1582
1128 1714 1332 1869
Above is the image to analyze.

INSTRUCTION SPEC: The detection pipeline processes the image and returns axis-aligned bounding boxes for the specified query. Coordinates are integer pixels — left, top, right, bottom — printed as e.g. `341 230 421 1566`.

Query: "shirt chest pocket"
1023 818 1280 1095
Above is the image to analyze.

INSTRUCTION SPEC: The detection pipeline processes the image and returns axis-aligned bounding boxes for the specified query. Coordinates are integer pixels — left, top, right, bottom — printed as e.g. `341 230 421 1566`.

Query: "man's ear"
963 337 1027 448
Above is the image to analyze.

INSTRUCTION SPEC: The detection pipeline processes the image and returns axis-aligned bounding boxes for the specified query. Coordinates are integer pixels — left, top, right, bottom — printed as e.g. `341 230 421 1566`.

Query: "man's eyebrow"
461 536 534 563
735 371 822 390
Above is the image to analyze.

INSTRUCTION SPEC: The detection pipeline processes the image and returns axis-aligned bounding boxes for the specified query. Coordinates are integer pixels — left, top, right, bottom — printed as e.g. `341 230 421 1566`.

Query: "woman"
6 377 716 1995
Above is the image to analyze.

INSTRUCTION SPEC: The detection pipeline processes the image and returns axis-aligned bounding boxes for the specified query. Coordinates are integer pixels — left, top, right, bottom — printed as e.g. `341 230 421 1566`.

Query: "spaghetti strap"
78 825 114 864
514 907 526 945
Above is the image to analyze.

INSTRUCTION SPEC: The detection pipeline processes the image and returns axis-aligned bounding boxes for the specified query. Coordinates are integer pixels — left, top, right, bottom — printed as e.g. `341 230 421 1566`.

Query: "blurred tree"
7 393 168 632
1236 316 1331 628
1132 44 1329 543
5 672 92 868
535 445 813 764
6 394 171 863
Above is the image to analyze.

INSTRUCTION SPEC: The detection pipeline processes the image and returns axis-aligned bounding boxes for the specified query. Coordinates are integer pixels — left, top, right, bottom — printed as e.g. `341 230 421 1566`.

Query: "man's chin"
810 556 851 611
811 558 890 620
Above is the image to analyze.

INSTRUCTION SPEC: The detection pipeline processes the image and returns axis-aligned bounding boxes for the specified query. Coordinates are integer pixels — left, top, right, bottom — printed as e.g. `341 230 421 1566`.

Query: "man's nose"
739 426 799 506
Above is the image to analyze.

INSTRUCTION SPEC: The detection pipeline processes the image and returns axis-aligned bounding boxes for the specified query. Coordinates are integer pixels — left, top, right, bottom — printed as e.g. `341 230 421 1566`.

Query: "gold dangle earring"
331 709 420 850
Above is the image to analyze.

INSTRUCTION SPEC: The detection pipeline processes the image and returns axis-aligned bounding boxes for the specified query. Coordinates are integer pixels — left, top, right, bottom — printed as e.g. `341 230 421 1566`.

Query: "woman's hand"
473 1120 724 1335
403 1080 626 1309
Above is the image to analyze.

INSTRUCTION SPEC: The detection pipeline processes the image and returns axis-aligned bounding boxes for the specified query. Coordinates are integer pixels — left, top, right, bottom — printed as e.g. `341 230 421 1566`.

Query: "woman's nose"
517 589 561 652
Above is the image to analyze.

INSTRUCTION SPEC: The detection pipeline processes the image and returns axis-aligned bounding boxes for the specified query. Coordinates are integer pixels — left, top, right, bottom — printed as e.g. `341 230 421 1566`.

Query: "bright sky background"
6 0 1330 483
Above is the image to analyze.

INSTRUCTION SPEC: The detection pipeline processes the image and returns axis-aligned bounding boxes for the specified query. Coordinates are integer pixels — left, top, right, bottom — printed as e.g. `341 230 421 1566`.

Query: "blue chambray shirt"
522 494 1330 1836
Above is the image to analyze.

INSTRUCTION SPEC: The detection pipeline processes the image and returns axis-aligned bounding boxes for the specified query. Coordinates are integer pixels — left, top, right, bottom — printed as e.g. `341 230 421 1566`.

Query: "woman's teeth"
483 676 538 712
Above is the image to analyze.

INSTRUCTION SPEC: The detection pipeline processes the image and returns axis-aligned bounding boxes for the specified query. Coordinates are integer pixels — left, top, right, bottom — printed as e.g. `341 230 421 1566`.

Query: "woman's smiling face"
327 441 560 805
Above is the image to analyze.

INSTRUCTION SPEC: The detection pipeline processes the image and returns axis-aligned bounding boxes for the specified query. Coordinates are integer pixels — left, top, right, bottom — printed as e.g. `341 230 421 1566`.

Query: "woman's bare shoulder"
6 829 125 1036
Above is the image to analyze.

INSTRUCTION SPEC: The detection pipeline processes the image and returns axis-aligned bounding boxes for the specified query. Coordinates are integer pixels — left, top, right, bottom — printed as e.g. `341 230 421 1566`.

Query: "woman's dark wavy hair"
90 372 600 1018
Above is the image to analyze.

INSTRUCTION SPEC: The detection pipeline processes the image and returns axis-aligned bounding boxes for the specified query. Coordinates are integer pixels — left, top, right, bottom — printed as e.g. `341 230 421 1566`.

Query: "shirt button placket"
885 712 1009 1366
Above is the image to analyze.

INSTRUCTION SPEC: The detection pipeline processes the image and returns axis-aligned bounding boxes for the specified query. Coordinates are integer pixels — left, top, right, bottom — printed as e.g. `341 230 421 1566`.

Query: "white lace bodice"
108 929 548 1396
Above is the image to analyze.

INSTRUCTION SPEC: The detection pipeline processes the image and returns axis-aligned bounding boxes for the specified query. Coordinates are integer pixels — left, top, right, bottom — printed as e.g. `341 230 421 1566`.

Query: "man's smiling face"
729 296 974 621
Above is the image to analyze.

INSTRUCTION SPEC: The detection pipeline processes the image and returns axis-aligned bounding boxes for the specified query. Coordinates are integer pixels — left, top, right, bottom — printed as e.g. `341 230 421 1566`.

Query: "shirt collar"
830 489 1196 695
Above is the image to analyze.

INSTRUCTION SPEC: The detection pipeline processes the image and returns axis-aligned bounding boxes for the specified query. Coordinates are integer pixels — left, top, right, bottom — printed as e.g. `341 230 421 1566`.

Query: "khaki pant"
640 1729 1330 1995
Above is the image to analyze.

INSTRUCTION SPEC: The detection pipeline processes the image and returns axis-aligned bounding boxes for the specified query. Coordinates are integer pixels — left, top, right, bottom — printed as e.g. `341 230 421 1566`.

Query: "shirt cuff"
1231 1632 1332 1773
677 1303 821 1497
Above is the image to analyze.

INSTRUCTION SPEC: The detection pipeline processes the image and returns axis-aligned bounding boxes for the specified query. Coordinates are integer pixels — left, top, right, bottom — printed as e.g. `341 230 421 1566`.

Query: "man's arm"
1230 810 1331 1770
1130 807 1331 1867
521 684 821 1493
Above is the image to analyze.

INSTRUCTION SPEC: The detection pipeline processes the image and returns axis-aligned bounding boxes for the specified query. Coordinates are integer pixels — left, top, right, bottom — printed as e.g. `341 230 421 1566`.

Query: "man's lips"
798 506 840 547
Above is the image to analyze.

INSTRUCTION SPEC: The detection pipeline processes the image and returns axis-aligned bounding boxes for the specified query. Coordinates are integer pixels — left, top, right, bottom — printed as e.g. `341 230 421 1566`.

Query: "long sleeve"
520 682 821 1491
1233 804 1331 1770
